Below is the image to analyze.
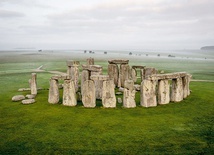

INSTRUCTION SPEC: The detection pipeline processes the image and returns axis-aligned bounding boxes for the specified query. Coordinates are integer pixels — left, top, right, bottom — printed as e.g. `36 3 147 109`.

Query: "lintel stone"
90 75 109 81
82 65 102 72
108 59 129 64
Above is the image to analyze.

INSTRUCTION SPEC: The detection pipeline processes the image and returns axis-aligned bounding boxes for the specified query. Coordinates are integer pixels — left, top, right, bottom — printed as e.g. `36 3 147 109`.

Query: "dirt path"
32 65 67 76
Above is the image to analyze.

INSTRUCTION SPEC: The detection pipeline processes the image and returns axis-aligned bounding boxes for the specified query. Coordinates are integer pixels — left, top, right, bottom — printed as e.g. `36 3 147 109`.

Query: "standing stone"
48 79 59 104
70 66 79 92
144 68 157 79
131 68 137 83
182 75 191 98
158 80 170 104
63 80 77 106
120 64 130 87
91 71 103 99
108 64 119 86
30 73 37 95
140 80 157 107
102 80 116 108
86 58 94 65
123 80 136 108
82 80 96 108
171 78 184 102
140 68 144 81
81 70 90 94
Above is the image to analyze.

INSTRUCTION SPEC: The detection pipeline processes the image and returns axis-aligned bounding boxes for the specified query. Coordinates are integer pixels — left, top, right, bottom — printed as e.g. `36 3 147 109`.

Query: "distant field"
0 50 213 154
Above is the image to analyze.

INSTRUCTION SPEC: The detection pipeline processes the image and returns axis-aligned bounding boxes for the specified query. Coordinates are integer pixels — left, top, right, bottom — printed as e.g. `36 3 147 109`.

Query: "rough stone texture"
82 80 96 108
131 68 137 82
66 60 80 67
70 66 79 92
63 80 77 106
182 75 191 98
90 75 109 81
86 58 94 65
22 99 35 104
140 69 144 81
148 72 188 81
18 88 31 91
102 80 116 108
12 95 25 101
48 79 59 104
134 84 141 91
82 65 102 72
81 70 90 94
144 68 157 79
120 64 130 87
171 78 184 102
26 94 36 99
123 88 136 108
124 80 135 91
118 87 124 92
158 80 170 104
108 59 129 64
117 97 122 103
108 64 119 86
140 80 157 107
91 71 103 99
30 73 37 95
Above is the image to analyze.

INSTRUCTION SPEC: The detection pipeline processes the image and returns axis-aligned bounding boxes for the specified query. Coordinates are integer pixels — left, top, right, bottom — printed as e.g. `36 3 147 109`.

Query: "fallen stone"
116 92 122 95
118 87 124 92
12 95 25 102
134 84 141 91
18 88 31 91
108 59 129 64
117 97 122 103
22 99 35 104
26 94 36 99
58 84 63 89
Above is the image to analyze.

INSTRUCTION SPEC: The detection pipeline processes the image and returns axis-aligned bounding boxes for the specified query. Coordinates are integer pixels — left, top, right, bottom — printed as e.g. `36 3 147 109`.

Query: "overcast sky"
0 0 213 50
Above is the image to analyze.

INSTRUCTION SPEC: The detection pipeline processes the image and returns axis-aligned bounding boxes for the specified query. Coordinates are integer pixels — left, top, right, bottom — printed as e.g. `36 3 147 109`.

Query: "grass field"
0 50 214 154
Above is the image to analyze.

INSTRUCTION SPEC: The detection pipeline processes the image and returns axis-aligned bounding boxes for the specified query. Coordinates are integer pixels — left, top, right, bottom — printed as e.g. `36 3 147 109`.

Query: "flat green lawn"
0 51 214 154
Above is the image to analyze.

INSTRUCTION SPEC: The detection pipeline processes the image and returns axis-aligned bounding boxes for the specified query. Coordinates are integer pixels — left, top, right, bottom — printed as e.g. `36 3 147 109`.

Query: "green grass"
0 51 214 154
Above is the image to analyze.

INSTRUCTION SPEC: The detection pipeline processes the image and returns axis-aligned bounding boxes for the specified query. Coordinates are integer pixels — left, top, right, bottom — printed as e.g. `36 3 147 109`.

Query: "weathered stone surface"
182 75 191 98
12 95 25 101
102 80 116 108
123 88 136 108
134 84 141 91
108 59 129 64
132 66 145 69
108 64 119 86
58 84 63 89
81 70 90 95
66 60 80 67
63 80 77 106
90 75 109 81
22 99 35 104
117 97 122 103
118 87 124 92
26 94 36 99
148 72 188 80
116 92 122 95
82 80 96 108
140 80 157 107
140 68 144 81
86 58 94 65
171 78 184 102
124 80 135 91
131 68 137 82
31 73 37 95
18 88 31 91
82 65 102 72
48 79 59 104
70 66 79 92
144 68 157 79
120 64 130 87
158 80 170 104
91 71 103 99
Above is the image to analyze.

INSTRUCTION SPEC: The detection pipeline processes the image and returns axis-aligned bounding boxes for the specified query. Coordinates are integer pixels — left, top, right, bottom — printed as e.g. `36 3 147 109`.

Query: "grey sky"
0 0 213 50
